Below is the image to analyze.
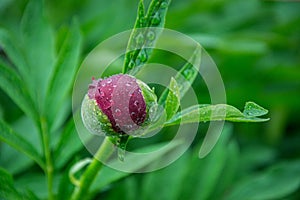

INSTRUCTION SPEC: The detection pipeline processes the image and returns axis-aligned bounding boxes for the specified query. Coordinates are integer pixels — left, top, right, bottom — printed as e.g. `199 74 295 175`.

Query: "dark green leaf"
91 140 182 193
0 167 23 200
166 102 269 126
226 160 300 200
0 120 44 169
45 21 81 126
14 173 60 199
54 118 82 169
123 0 171 74
179 124 237 200
188 125 232 200
105 176 138 200
0 61 38 123
24 190 40 200
57 168 75 200
165 77 180 120
0 29 28 77
158 44 201 105
0 143 33 174
140 151 190 200
0 116 40 174
210 140 240 199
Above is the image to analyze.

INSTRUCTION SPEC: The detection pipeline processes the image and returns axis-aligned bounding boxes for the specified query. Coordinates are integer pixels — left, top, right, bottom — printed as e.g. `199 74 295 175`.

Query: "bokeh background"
0 0 300 199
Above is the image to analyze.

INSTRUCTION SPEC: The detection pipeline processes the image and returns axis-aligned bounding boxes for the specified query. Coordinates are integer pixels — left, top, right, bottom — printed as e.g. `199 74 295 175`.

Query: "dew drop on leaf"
139 17 146 26
147 31 156 41
138 49 147 62
118 147 125 162
151 13 161 25
128 60 135 69
135 32 144 46
183 69 193 79
161 2 168 9
149 103 158 121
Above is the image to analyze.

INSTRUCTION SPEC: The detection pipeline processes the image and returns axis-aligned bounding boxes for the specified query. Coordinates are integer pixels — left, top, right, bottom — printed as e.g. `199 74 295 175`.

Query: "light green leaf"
0 167 23 200
0 120 45 169
0 61 38 123
45 21 81 126
165 77 180 120
166 102 269 126
158 44 201 105
123 0 171 74
21 0 55 103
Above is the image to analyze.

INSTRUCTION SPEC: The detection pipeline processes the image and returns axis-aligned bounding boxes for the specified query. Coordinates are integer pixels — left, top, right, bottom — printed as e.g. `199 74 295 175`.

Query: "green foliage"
101 126 300 200
0 0 81 198
0 60 38 122
158 44 202 105
0 0 299 199
123 0 171 74
0 167 23 200
226 160 300 200
164 77 180 120
166 102 269 126
0 120 44 169
103 125 240 200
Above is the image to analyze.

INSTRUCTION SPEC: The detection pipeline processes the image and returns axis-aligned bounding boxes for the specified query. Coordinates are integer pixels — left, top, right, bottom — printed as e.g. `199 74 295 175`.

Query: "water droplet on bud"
107 78 112 83
115 108 121 116
100 91 105 97
133 100 139 106
138 49 147 62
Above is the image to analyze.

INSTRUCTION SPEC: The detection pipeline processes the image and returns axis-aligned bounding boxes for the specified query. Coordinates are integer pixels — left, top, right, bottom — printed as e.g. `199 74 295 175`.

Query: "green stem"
70 137 114 200
40 117 54 200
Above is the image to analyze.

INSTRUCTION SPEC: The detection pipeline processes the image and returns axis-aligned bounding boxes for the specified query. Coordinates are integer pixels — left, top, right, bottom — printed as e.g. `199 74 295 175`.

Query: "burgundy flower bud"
81 74 157 137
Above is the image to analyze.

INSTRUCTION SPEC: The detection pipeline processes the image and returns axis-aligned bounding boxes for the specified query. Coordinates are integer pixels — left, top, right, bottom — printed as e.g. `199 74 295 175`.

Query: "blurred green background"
0 0 300 199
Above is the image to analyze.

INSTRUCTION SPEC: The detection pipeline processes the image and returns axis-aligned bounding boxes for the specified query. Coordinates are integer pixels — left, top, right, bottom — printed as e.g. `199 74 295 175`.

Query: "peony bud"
81 74 157 139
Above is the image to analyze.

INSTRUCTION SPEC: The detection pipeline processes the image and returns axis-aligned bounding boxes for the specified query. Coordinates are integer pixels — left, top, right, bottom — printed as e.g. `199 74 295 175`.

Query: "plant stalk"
40 117 54 200
70 137 114 200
